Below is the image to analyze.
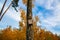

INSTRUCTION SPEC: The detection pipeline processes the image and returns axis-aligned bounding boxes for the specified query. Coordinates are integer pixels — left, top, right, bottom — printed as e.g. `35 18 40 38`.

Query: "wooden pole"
26 0 33 40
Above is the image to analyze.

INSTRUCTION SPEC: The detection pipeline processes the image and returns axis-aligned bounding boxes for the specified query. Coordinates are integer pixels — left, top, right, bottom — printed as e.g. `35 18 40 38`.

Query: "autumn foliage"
0 10 60 40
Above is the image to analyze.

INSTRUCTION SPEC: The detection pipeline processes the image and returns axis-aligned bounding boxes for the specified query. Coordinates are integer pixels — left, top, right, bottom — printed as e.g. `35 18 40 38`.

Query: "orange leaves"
19 9 26 29
22 0 27 5
35 16 39 22
22 0 34 7
19 22 23 27
1 27 17 40
21 10 26 20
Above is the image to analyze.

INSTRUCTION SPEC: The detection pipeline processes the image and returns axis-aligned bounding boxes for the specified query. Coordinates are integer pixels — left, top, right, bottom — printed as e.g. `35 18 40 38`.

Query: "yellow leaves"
1 27 17 40
21 10 26 20
22 0 34 7
22 0 27 5
21 10 25 17
19 22 23 27
19 9 26 28
35 16 39 22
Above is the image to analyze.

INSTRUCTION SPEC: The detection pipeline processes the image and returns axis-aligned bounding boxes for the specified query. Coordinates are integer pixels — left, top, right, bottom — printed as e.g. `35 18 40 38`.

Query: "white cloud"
35 0 46 6
6 9 21 22
36 0 60 34
35 0 60 10
35 0 54 9
0 2 3 10
36 0 60 27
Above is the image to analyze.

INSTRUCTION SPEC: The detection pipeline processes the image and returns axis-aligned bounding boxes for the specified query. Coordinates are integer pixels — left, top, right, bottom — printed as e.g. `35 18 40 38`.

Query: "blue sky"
0 0 60 35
